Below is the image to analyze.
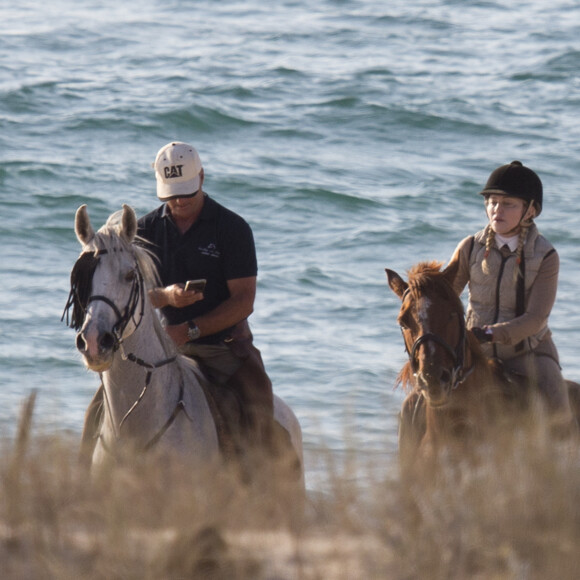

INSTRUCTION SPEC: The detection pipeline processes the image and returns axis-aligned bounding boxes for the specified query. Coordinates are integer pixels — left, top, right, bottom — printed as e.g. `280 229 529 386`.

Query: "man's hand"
149 284 204 309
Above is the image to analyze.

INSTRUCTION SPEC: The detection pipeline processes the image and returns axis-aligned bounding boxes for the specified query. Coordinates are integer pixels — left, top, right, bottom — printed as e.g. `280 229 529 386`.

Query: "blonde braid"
513 220 532 282
482 224 495 275
512 200 536 282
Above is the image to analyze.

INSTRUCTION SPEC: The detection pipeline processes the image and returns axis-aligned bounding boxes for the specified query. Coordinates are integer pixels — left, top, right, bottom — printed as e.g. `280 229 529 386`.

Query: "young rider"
449 160 573 425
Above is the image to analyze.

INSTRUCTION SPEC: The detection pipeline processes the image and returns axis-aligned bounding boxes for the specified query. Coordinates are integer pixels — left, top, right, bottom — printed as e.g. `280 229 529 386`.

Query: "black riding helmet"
479 160 543 216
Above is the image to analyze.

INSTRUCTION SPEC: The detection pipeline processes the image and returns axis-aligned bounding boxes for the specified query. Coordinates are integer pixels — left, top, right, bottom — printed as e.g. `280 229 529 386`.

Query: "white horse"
65 204 304 482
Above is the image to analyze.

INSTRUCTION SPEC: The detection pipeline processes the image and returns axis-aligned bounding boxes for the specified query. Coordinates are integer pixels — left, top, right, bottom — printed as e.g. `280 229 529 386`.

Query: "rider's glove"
471 326 493 343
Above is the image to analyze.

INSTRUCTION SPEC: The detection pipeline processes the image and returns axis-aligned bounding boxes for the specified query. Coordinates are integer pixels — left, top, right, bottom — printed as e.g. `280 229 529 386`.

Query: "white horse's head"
70 204 147 372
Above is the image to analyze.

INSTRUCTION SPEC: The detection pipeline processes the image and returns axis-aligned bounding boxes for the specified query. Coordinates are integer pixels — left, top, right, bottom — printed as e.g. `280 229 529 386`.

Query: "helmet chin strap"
519 200 536 226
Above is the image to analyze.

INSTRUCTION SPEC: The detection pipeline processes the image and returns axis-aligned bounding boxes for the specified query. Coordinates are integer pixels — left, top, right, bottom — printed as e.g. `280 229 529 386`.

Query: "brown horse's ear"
120 204 137 243
75 204 95 246
386 268 408 299
442 255 460 286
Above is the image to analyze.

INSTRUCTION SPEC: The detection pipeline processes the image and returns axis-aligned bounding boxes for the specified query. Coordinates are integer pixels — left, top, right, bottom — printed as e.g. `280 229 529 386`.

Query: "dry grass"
2 394 580 579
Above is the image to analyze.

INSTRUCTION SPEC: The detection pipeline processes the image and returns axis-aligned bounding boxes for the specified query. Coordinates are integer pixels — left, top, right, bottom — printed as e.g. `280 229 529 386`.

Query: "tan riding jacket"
451 223 559 362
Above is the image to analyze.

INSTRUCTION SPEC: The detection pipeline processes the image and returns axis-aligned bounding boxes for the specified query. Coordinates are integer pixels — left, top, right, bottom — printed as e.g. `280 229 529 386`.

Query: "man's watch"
187 320 201 341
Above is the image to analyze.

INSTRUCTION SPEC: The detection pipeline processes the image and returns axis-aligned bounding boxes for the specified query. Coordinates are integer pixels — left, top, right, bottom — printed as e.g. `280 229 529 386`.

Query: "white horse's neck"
100 306 182 444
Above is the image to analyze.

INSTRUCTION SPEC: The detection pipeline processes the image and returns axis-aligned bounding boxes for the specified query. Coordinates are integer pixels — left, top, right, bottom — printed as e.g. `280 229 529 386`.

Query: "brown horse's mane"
395 261 484 393
405 261 460 306
396 364 415 393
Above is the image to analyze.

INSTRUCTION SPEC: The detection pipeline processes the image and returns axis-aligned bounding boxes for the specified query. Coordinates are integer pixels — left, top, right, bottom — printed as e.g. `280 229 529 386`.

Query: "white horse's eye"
124 269 137 282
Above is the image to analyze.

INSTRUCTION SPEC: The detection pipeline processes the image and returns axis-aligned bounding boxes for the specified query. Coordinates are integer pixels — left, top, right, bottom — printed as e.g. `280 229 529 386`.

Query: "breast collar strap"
98 358 193 456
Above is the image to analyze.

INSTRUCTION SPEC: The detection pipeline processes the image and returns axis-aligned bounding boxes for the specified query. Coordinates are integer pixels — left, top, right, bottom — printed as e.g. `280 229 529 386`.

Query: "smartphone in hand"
184 279 207 293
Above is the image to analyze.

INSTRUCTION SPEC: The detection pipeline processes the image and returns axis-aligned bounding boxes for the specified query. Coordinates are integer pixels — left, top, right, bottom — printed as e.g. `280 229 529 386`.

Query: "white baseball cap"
153 141 203 200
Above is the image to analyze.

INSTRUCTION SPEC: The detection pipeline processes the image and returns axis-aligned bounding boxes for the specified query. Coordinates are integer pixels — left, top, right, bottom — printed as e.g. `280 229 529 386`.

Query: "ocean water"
2 0 580 487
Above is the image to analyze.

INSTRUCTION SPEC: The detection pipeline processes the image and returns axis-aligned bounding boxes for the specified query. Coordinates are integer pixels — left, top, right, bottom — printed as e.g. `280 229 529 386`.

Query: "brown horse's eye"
398 310 414 332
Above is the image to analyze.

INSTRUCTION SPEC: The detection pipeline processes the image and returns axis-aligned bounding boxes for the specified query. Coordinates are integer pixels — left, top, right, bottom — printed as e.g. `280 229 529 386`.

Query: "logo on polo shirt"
164 165 184 179
199 243 220 258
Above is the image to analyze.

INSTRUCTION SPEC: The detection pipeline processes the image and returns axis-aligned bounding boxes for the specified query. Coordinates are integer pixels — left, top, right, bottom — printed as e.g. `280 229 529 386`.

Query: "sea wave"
1 0 580 477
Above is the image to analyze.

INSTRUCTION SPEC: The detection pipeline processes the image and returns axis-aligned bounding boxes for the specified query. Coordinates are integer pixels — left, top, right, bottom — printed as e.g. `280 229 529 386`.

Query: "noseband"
402 288 471 391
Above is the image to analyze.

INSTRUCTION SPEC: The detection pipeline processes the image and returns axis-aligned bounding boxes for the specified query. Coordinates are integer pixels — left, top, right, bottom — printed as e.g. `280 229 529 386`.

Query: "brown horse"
387 260 580 474
386 260 514 474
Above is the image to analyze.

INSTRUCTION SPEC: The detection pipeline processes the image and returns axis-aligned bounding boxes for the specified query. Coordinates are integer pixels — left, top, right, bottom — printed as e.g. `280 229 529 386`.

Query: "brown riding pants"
180 320 274 447
502 351 572 420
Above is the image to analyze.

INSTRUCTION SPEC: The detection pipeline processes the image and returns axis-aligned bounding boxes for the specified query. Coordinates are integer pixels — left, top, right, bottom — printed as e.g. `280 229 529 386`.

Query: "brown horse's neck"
427 347 497 442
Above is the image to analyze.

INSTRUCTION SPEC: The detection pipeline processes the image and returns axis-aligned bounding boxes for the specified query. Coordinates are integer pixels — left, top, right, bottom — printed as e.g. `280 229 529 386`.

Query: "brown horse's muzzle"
416 357 455 407
418 376 451 408
411 331 462 407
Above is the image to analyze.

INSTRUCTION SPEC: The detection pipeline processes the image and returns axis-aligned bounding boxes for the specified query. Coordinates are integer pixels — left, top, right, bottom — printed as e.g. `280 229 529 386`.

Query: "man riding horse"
80 141 282 461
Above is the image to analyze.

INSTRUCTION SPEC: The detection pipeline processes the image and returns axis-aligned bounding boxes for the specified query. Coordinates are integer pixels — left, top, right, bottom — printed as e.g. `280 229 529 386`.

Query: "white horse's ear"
75 204 95 246
120 204 137 243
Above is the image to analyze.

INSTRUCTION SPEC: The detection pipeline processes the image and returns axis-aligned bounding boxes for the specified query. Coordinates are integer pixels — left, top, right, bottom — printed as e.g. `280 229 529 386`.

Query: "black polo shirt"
137 194 257 343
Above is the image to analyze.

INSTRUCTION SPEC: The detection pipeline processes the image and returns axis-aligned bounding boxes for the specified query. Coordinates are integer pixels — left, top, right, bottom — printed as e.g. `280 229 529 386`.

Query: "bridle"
63 247 189 454
62 248 146 349
401 288 472 391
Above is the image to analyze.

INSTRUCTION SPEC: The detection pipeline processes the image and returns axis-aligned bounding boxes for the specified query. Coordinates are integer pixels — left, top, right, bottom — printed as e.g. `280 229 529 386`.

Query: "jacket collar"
474 223 539 257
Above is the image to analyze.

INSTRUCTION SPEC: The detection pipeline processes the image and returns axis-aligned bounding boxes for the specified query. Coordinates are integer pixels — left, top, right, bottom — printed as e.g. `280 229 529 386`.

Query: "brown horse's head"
386 259 466 407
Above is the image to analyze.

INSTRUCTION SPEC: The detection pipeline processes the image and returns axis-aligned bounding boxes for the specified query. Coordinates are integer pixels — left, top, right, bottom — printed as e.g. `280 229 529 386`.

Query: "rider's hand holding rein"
471 326 493 343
